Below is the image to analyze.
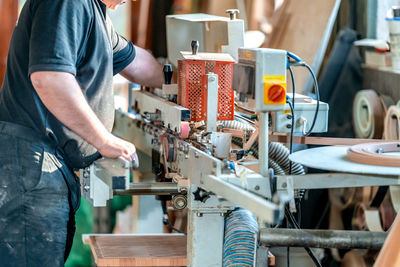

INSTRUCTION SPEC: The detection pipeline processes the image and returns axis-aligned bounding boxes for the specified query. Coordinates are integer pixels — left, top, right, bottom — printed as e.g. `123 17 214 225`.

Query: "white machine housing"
271 94 329 134
166 13 244 66
238 48 288 112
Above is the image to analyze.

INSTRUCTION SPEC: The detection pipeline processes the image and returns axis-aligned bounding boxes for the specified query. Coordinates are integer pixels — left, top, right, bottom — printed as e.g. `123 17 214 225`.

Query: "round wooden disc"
289 146 400 176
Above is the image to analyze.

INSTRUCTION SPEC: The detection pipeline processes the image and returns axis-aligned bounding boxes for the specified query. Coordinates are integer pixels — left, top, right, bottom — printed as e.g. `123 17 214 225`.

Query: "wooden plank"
88 234 187 266
0 0 18 86
206 0 237 16
248 0 269 31
265 0 339 93
130 0 153 49
269 134 398 146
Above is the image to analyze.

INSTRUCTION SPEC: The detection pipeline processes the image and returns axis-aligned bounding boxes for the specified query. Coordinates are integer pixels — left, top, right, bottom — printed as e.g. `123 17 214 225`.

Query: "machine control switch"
264 82 287 105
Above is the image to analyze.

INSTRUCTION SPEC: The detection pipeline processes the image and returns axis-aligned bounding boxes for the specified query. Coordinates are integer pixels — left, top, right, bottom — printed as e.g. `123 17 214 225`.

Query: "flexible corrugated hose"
225 119 304 175
223 208 258 267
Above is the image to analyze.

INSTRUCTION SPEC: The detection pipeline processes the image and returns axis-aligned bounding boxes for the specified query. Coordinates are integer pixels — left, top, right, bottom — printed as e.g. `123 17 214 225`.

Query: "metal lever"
130 153 139 170
114 156 139 170
163 64 173 85
191 40 199 55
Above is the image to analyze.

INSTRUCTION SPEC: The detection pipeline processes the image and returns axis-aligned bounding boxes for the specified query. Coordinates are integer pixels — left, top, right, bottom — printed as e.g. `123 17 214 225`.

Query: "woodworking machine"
82 12 398 267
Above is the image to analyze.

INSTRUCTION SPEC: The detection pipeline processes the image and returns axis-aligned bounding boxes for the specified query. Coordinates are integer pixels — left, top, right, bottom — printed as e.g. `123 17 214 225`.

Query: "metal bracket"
276 173 400 191
81 157 130 207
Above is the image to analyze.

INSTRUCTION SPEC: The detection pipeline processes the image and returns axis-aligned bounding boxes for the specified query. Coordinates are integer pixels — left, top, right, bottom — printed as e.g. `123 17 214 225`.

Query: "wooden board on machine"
265 0 340 93
88 234 187 266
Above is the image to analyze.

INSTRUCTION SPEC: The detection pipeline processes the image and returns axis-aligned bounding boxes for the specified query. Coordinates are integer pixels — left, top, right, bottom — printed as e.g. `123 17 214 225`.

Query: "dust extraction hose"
223 208 258 267
224 119 304 175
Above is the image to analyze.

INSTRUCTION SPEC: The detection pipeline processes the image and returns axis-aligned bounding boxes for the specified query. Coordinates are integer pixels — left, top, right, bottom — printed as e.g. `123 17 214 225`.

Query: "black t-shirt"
0 0 135 169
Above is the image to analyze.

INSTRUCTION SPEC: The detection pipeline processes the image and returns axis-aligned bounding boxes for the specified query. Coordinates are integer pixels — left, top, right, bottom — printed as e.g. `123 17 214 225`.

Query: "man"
0 0 163 266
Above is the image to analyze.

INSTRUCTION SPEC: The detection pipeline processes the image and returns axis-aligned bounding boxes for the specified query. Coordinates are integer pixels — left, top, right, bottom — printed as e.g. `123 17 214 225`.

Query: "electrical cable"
286 74 294 266
315 200 330 230
285 69 295 267
290 61 320 136
288 64 305 214
287 101 295 155
286 52 321 266
287 51 303 62
287 65 296 175
287 100 295 180
285 207 322 267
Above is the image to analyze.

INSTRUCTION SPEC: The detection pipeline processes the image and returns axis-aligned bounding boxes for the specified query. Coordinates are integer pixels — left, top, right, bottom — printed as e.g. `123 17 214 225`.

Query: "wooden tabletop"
87 234 187 267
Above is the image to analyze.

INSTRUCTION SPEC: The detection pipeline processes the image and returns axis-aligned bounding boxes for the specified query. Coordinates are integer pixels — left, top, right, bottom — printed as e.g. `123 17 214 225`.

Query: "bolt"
286 124 292 129
196 212 203 217
254 185 260 191
180 187 188 193
282 182 287 189
84 185 90 191
287 115 292 120
176 200 185 208
83 172 89 178
220 212 225 217
226 9 240 20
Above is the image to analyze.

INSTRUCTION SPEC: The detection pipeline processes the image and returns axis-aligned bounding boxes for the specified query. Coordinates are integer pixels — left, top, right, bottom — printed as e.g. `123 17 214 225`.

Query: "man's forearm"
31 71 110 149
120 45 164 88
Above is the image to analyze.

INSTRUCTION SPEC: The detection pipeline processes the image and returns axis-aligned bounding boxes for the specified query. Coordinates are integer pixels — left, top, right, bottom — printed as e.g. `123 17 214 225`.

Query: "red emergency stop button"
268 84 286 103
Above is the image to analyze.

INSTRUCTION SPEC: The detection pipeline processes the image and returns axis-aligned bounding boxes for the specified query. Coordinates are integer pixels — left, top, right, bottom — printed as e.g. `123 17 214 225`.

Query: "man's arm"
30 71 137 161
120 45 164 88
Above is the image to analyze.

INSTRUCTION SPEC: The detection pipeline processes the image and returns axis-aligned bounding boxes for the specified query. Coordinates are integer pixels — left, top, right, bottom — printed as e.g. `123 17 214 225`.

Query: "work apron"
0 120 80 266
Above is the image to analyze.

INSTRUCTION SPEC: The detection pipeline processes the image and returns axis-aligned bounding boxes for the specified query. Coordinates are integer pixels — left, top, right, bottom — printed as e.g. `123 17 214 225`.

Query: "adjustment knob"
163 64 173 85
191 40 199 55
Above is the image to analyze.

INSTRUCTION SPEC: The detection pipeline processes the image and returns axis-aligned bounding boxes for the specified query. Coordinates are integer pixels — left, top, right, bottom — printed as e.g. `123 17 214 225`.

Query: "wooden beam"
130 0 153 49
269 134 397 146
264 0 339 93
0 0 18 86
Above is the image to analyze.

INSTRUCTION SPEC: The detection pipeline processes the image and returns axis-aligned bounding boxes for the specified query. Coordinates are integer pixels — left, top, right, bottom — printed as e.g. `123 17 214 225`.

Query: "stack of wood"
198 0 341 93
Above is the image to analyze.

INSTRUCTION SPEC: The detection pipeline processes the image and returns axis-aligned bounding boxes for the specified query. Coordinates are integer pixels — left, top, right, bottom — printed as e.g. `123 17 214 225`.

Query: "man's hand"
98 134 137 162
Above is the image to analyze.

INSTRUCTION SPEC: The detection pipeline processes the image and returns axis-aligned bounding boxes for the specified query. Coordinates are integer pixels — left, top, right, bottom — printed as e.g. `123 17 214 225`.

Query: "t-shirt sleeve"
28 0 90 76
106 15 136 75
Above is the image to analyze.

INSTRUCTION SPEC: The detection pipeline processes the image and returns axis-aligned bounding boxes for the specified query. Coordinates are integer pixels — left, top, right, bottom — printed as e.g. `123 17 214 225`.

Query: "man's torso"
0 0 115 169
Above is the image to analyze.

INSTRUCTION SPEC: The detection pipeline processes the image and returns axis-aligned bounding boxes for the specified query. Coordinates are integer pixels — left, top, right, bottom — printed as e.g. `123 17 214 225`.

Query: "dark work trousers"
0 121 81 266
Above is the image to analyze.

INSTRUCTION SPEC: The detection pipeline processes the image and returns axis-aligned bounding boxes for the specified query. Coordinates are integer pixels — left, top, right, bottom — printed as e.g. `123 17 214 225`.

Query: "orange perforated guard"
178 59 234 121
